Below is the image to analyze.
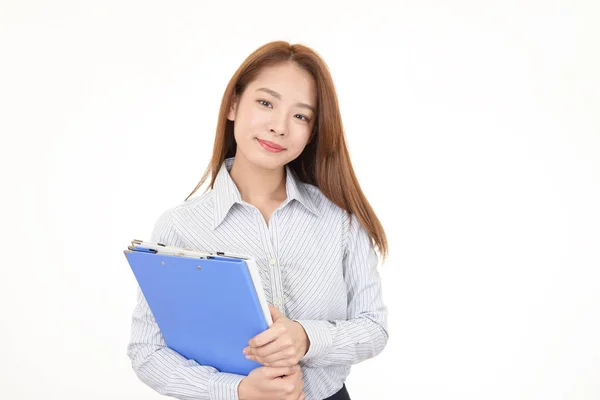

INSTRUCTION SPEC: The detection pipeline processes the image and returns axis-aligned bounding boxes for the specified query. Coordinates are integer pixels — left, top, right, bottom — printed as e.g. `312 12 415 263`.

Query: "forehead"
248 63 316 101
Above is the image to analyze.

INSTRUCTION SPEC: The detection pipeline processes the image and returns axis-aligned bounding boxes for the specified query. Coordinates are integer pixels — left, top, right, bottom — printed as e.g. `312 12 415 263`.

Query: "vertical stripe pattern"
127 157 389 400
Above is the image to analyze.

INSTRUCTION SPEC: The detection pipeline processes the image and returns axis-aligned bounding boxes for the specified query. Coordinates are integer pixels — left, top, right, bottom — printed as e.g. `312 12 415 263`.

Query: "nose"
269 110 286 136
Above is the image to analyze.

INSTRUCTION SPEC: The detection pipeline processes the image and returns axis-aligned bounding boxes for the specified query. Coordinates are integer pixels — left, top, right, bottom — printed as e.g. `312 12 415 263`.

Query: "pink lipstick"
257 138 285 153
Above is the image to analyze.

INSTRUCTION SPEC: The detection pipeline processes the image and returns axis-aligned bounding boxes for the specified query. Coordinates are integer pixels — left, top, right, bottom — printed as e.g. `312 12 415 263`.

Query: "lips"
257 138 285 152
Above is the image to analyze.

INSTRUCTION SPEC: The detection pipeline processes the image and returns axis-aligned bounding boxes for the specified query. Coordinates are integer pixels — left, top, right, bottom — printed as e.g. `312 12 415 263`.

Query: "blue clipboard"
124 247 270 376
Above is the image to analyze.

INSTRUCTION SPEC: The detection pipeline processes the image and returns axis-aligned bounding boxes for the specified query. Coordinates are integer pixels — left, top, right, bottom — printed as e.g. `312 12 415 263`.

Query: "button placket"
267 210 285 312
254 208 284 312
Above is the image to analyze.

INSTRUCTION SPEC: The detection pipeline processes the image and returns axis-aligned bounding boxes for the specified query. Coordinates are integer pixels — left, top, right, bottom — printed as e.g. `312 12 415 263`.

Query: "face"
227 62 317 171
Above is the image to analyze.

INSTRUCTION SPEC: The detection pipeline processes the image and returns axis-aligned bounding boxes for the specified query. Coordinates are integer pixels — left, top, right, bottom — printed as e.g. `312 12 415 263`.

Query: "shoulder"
152 190 216 231
303 182 375 264
300 181 360 247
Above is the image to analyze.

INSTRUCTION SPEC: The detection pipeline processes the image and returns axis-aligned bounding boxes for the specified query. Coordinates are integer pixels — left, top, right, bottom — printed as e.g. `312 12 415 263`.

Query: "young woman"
127 41 389 400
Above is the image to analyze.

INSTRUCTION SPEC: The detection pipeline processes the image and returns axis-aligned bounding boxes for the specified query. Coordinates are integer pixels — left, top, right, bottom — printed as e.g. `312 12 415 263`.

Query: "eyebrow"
256 87 316 114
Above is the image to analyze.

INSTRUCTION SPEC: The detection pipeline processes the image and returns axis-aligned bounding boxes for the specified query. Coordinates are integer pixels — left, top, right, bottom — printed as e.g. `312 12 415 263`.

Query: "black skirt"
323 384 351 400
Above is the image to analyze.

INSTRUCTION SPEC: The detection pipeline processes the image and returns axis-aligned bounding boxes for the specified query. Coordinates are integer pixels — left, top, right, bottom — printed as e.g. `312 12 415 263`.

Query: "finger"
246 341 278 358
247 344 296 366
260 357 299 368
258 349 300 367
248 324 284 348
262 365 299 379
269 304 284 320
249 337 291 358
290 380 304 400
268 373 299 399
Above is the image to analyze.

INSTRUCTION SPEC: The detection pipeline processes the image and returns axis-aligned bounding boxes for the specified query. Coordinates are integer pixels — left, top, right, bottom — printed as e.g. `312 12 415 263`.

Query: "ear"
227 95 238 122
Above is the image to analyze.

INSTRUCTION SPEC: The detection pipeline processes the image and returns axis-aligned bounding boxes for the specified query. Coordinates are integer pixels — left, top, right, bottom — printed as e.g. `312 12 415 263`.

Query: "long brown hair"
185 41 388 261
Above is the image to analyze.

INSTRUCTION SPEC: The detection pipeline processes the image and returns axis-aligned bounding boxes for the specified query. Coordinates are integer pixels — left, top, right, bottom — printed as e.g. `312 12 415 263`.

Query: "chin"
249 153 288 171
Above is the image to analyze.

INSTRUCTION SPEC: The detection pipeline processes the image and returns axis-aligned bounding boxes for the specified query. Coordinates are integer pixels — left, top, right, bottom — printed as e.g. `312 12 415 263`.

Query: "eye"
295 114 310 122
257 100 272 108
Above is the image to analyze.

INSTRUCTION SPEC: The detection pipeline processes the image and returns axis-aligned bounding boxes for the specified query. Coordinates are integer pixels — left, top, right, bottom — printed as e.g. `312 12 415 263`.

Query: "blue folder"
123 247 270 376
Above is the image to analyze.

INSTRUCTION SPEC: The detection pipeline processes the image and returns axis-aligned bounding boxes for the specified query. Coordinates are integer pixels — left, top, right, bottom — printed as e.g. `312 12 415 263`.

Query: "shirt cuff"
294 320 333 364
208 372 245 400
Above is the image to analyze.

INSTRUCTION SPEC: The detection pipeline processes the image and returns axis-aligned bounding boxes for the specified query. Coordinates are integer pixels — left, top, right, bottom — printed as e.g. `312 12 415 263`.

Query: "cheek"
237 109 268 137
287 127 312 153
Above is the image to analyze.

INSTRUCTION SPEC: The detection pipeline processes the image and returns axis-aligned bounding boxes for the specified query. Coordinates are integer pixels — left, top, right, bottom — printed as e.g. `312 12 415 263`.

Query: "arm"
126 210 245 400
293 214 389 368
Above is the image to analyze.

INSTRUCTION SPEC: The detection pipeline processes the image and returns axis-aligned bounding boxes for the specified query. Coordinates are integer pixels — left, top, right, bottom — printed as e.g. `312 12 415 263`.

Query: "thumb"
269 304 284 320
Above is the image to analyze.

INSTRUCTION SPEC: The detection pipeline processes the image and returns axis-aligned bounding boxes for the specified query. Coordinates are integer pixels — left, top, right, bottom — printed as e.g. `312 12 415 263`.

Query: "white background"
1 1 599 399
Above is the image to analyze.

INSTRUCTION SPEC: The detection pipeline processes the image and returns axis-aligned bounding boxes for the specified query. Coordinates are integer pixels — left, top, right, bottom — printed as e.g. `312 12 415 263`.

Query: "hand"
238 364 305 400
243 305 310 367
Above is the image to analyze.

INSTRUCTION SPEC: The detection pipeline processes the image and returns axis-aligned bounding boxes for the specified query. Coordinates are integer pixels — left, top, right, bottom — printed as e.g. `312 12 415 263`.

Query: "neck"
229 153 287 205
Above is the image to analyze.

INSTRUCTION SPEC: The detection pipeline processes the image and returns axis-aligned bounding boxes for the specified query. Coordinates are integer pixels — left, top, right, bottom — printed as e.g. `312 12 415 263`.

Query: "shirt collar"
212 157 320 229
284 164 320 217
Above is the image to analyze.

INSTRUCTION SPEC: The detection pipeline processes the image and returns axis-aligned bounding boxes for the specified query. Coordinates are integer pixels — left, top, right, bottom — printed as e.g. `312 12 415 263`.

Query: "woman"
127 41 389 400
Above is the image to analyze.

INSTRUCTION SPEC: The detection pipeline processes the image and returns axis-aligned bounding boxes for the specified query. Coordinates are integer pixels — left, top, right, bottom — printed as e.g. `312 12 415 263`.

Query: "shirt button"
274 298 281 305
269 258 277 266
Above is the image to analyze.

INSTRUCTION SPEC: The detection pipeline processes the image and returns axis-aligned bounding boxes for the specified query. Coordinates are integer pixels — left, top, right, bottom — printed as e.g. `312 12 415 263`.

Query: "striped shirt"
127 157 389 400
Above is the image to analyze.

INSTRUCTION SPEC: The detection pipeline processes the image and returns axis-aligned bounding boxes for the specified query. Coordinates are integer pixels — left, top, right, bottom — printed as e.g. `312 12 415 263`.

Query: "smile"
256 138 285 153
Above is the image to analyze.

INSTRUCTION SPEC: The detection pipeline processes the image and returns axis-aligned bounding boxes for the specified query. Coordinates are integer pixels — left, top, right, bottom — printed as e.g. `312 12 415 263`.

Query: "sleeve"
126 209 245 400
293 213 389 368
